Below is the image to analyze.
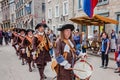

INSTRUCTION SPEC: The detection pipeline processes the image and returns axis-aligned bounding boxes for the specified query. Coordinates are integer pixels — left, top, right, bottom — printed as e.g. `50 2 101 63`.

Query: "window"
78 0 82 10
16 13 18 18
99 0 107 3
11 14 14 22
21 0 23 4
29 2 32 14
63 1 68 16
98 0 109 6
42 3 45 13
48 8 52 19
22 9 24 15
116 14 120 33
55 5 59 17
25 2 32 14
16 3 18 9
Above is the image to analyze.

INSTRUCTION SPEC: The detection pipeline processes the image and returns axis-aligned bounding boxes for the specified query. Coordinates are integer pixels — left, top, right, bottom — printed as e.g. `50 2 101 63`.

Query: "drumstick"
68 68 86 72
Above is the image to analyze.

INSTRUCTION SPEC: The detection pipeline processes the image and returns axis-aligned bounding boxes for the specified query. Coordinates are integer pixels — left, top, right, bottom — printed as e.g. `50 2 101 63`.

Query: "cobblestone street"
0 44 120 80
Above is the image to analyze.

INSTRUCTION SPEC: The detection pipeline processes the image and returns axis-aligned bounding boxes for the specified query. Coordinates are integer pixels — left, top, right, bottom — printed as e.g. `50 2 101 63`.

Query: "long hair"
60 30 73 41
102 32 109 39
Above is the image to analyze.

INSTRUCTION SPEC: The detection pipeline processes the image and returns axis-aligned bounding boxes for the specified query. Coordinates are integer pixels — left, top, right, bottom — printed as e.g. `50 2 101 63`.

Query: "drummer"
54 24 81 80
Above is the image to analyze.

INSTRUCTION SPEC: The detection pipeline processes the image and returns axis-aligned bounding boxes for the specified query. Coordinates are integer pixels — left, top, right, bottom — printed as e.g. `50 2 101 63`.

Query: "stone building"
45 0 75 34
15 0 45 29
0 0 2 27
14 0 24 28
1 0 10 29
74 0 120 36
9 0 16 28
45 0 120 36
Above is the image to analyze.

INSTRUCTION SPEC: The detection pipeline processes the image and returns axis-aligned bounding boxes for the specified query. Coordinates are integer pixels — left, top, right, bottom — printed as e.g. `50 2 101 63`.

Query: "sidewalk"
88 50 115 60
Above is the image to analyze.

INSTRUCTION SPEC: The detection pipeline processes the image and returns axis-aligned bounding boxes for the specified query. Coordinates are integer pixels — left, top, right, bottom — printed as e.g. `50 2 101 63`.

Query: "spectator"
0 27 3 45
114 31 120 74
81 32 87 53
91 30 99 50
73 29 81 51
8 30 12 43
4 30 9 45
110 30 117 52
93 30 98 41
117 31 120 45
114 46 120 74
48 30 56 57
100 32 110 69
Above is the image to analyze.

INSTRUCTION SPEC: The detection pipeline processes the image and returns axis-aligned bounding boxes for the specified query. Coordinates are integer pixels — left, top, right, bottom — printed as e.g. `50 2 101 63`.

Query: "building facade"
0 0 2 27
45 0 120 36
15 0 45 29
15 0 25 28
1 0 10 29
9 0 16 28
45 0 75 34
74 0 120 36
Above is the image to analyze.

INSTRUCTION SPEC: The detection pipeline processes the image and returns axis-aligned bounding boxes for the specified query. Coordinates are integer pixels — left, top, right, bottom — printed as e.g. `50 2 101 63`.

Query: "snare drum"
73 59 93 80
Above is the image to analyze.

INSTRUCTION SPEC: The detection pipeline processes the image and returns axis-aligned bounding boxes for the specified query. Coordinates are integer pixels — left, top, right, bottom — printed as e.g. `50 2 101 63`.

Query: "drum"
73 59 93 79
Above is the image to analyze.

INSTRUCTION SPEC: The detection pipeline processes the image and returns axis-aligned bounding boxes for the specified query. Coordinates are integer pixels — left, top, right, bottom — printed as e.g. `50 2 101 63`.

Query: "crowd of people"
91 29 120 76
0 28 12 46
1 24 120 79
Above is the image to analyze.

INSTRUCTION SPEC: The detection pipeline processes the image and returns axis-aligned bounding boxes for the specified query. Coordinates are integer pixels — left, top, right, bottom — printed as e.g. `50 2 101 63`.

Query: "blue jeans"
82 47 86 53
116 62 120 67
76 44 81 50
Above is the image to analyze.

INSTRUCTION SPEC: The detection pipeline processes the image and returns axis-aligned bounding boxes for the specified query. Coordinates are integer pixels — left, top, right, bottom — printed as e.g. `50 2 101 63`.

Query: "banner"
83 0 98 18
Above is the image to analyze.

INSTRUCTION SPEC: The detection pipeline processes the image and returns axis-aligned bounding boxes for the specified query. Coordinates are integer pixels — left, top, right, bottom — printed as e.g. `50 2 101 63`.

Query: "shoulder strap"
34 34 43 42
63 39 76 53
19 35 24 41
25 36 33 44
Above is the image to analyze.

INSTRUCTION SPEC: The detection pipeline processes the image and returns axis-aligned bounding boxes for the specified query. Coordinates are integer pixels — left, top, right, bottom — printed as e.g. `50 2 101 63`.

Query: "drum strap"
52 39 76 74
63 39 76 58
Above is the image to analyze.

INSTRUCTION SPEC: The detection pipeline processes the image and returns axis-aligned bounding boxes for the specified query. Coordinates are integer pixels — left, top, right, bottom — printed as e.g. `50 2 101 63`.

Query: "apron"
110 39 116 49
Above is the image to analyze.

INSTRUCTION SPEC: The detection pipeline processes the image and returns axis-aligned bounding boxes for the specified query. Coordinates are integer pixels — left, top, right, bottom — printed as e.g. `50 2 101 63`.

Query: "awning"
70 14 119 26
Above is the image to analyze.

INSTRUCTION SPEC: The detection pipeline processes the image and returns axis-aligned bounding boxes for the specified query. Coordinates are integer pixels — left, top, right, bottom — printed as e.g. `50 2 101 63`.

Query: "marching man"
22 29 35 72
32 23 52 80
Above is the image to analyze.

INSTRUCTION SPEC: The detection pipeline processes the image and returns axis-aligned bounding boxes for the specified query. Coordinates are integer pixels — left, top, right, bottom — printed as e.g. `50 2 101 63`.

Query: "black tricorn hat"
35 23 48 30
12 28 17 31
26 29 34 35
57 24 75 31
19 29 26 33
13 28 21 33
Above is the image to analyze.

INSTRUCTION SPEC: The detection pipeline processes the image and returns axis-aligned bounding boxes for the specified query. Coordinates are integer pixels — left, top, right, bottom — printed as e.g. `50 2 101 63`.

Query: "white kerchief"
38 32 44 35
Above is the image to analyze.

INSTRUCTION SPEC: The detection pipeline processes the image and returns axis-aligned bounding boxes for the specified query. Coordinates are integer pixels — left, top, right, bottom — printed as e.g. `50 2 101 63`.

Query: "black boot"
32 61 35 68
29 63 32 72
38 68 45 80
22 58 24 65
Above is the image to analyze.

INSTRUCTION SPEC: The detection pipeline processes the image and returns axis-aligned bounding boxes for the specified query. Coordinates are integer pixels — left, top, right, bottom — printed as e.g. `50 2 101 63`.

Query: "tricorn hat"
19 29 26 33
57 24 75 31
26 29 34 35
35 23 48 30
13 28 21 33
